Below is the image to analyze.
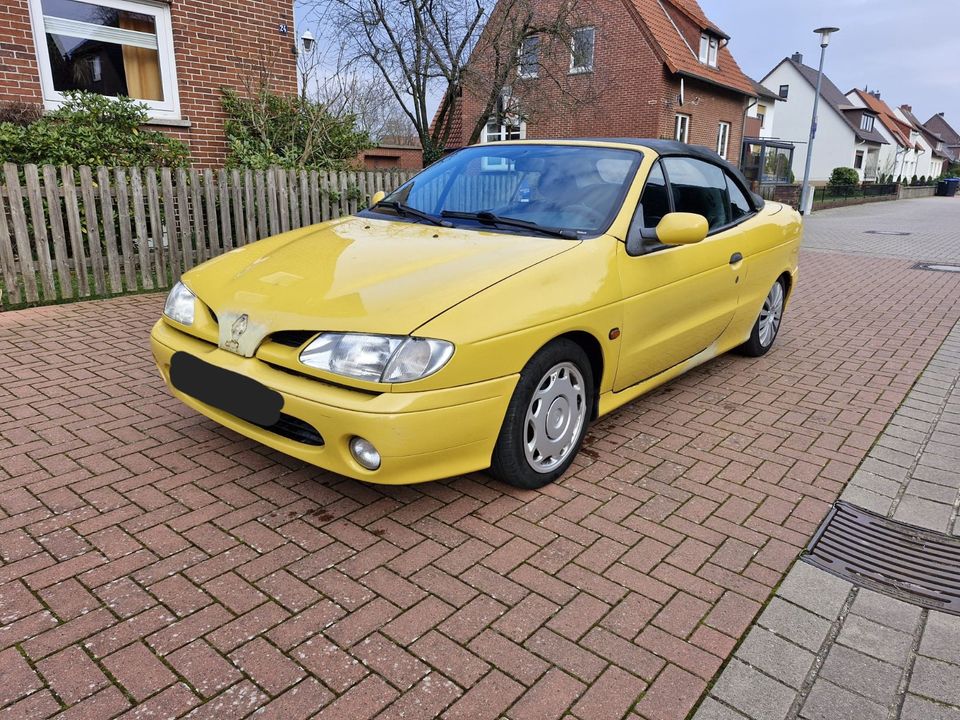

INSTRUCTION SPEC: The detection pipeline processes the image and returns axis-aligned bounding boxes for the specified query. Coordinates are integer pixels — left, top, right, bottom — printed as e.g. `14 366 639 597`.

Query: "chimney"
791 52 803 64
870 90 881 100
902 104 912 113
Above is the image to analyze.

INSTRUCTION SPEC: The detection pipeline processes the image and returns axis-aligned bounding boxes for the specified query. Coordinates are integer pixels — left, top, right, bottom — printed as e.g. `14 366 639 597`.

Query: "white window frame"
860 114 874 132
517 35 539 79
28 0 181 120
698 33 718 67
569 27 595 74
675 113 690 143
717 121 730 159
756 104 766 129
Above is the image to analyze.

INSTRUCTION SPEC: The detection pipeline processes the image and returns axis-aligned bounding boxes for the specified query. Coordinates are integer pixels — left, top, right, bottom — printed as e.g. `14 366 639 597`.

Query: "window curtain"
118 14 162 101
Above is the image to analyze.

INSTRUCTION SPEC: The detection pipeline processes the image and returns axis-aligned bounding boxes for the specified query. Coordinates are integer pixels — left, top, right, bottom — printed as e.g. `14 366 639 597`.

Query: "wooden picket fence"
0 164 416 310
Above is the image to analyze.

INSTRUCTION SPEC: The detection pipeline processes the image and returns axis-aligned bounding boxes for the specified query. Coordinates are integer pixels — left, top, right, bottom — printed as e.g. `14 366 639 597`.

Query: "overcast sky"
700 0 960 126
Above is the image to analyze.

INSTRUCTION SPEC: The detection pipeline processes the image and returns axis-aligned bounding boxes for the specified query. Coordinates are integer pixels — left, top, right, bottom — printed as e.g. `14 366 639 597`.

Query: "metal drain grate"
804 501 960 614
865 230 911 236
912 262 960 273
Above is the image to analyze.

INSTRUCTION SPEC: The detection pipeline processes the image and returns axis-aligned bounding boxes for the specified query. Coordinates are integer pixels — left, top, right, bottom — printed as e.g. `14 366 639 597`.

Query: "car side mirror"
656 212 709 245
369 190 386 207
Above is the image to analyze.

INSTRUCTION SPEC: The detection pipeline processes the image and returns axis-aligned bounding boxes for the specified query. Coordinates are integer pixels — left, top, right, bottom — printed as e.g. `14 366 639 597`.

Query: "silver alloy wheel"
758 281 784 348
523 362 586 474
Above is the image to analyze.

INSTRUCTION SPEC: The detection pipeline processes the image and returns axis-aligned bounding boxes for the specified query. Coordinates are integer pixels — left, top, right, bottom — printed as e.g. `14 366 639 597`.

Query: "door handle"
729 252 743 265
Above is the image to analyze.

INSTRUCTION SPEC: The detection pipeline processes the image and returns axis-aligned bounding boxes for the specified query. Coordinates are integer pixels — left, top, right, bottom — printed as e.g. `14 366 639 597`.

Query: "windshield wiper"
440 210 579 240
373 200 452 228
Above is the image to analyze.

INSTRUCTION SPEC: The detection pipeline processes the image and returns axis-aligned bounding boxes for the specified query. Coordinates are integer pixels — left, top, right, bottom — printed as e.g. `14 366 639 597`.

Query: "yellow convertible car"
151 139 801 488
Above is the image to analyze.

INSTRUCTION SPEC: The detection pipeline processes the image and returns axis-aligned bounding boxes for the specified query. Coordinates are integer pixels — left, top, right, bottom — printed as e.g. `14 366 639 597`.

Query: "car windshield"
370 144 642 237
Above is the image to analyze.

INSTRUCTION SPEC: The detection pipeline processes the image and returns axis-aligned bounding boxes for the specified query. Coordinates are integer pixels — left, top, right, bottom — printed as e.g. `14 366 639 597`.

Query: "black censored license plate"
170 352 283 427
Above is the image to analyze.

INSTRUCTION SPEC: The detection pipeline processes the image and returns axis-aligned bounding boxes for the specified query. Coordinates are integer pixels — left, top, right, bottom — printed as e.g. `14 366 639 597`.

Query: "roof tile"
627 0 756 96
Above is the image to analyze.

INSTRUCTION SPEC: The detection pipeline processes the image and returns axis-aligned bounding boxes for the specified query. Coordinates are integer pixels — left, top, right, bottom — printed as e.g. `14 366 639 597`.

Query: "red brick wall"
360 146 424 171
657 72 746 164
0 0 42 105
0 0 298 167
449 0 746 164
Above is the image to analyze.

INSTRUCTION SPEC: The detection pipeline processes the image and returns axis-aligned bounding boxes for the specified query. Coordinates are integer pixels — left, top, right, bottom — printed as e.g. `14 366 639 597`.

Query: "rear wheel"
490 339 594 489
738 278 786 357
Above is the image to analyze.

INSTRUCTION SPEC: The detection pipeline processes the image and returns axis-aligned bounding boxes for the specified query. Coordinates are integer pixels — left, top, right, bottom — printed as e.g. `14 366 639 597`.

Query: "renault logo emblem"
224 313 248 353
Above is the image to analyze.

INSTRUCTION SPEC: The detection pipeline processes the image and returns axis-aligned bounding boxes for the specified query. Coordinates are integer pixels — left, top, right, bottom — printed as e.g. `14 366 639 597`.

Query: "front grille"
269 330 318 348
254 413 324 446
804 500 960 614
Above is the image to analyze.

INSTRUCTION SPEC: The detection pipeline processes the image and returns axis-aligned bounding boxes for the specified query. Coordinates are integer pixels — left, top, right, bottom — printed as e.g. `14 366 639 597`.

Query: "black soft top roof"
572 138 765 210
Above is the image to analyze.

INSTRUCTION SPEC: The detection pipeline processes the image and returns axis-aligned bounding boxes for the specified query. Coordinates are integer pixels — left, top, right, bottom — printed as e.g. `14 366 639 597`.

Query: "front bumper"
150 320 517 484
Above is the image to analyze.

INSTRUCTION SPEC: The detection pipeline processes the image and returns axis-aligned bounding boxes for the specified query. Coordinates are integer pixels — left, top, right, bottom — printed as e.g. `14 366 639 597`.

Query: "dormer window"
698 32 719 67
860 115 874 132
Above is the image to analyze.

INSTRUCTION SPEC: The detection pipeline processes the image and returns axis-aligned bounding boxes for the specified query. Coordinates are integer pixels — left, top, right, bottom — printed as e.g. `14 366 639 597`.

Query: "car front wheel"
490 339 594 489
738 278 786 357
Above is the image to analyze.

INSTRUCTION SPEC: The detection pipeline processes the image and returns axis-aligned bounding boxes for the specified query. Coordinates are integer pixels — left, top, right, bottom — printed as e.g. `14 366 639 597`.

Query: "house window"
779 84 789 99
756 104 766 128
698 33 719 67
28 0 180 119
716 121 731 159
860 114 874 132
517 35 539 79
674 113 690 143
854 150 864 169
569 27 595 74
482 119 524 143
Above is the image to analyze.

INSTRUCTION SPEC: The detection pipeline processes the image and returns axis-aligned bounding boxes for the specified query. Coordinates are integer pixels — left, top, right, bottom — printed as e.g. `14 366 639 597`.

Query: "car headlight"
163 281 196 326
299 333 454 383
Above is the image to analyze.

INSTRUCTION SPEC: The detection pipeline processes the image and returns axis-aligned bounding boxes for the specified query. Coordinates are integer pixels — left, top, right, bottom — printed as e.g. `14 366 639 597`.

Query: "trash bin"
937 180 949 196
946 178 960 197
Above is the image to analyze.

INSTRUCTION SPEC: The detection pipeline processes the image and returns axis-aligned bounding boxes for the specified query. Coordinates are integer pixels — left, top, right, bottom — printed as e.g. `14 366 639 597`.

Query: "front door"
614 157 747 391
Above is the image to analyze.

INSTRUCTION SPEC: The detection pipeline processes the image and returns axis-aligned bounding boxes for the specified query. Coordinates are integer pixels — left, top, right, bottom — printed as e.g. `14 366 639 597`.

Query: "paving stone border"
694 318 960 720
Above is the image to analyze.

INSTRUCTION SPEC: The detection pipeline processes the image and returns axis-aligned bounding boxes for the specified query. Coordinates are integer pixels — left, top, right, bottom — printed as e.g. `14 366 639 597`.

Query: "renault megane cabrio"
151 139 802 488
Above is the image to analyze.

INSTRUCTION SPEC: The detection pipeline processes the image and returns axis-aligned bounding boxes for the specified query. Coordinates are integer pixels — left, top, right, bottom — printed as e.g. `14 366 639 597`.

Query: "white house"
845 89 920 181
745 81 780 139
761 53 887 183
899 105 952 179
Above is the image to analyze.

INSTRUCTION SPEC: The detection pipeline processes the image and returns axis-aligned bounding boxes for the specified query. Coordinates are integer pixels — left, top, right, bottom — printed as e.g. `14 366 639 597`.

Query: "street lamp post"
799 26 839 215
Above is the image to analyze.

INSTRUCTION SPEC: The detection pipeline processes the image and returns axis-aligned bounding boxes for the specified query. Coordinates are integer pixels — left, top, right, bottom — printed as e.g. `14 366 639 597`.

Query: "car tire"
489 339 594 490
738 277 786 357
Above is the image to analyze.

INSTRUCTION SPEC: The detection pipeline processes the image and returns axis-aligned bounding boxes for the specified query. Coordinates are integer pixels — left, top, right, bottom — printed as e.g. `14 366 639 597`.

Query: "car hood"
183 216 577 336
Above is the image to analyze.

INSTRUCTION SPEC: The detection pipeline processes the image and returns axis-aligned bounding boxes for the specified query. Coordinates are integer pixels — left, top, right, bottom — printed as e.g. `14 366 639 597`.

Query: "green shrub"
828 167 859 187
0 92 188 167
222 88 371 170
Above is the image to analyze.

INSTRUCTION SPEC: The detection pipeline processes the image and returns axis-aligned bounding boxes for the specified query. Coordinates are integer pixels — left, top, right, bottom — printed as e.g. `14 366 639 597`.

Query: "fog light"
349 436 381 470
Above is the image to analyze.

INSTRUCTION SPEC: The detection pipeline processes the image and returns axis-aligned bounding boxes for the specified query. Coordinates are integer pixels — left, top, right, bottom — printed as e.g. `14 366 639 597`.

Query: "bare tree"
307 0 591 165
316 72 417 143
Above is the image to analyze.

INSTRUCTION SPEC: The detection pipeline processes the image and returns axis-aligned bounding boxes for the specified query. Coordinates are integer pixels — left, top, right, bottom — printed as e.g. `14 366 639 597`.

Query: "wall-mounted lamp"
301 31 315 54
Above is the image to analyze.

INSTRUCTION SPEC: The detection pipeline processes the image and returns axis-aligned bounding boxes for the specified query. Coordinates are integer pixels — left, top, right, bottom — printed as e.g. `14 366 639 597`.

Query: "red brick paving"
2 249 960 720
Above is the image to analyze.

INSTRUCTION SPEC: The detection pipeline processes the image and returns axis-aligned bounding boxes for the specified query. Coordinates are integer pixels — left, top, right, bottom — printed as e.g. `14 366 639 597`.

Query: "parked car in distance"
151 139 802 488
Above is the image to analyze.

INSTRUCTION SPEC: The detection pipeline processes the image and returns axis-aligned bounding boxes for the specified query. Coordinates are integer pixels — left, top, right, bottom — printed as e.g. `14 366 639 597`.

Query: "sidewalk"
694 319 960 720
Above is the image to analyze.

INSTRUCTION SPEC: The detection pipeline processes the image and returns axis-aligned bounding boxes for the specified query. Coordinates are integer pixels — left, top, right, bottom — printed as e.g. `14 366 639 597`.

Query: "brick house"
0 0 298 166
440 0 756 164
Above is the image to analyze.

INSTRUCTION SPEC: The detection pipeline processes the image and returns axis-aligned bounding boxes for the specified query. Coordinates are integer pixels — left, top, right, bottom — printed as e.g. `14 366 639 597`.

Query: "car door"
613 156 747 391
